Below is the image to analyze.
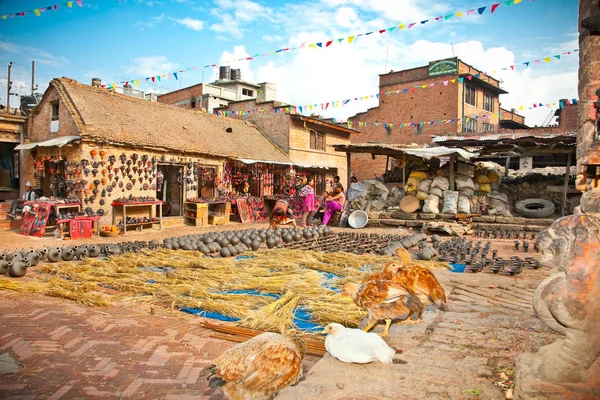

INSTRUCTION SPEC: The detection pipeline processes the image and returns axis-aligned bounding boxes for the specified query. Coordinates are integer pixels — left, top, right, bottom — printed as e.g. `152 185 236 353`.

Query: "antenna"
384 45 389 73
451 43 456 57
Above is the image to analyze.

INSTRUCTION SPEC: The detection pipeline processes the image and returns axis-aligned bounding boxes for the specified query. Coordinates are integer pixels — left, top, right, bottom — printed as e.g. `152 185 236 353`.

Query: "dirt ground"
0 223 555 399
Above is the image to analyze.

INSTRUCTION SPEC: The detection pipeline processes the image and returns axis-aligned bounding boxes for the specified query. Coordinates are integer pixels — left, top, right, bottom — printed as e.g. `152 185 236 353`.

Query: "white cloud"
126 56 179 77
171 17 204 31
133 13 165 29
0 40 69 66
209 0 273 38
262 34 283 43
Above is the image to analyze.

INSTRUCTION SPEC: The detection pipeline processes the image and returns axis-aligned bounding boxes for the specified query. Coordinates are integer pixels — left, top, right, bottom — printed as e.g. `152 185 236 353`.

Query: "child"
299 177 316 227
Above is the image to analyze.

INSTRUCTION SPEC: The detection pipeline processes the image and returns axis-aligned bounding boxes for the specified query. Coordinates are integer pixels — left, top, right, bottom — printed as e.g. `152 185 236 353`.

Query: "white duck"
323 323 398 364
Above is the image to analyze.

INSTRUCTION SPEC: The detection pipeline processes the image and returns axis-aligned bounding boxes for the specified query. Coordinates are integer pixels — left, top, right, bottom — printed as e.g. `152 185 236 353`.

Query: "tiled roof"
51 78 290 163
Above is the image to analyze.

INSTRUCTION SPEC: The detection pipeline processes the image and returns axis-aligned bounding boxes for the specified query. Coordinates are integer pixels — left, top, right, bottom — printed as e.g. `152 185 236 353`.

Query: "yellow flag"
34 9 40 16
308 44 317 48
514 0 522 3
348 36 355 43
68 1 73 7
135 80 139 87
2 15 7 19
519 105 524 111
421 85 427 89
455 12 464 17
451 79 456 83
544 57 551 63
398 24 406 29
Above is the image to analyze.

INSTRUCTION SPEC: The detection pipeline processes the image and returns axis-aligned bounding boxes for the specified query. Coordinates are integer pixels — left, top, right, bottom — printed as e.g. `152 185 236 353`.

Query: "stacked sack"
423 174 449 214
405 171 428 195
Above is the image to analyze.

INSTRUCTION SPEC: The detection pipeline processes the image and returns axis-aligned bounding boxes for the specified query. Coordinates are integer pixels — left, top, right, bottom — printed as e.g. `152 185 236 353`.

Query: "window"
414 125 423 135
51 102 59 121
463 119 477 133
310 130 325 151
483 93 494 112
465 85 477 106
190 99 196 108
483 123 494 132
242 88 254 97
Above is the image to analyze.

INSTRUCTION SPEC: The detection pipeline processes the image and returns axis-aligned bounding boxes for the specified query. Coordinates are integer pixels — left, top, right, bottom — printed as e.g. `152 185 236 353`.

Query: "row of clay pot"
378 232 429 256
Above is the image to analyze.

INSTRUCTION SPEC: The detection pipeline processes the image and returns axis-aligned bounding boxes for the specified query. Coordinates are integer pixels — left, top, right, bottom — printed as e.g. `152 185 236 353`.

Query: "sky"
0 0 579 127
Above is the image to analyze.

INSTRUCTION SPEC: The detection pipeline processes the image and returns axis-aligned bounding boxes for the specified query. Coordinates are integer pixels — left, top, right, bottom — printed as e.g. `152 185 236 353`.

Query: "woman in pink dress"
322 183 345 226
299 177 316 227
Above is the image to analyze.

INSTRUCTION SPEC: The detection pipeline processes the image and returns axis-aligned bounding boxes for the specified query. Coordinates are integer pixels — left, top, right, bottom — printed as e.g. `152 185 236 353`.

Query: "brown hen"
200 332 306 400
342 280 423 338
384 262 447 310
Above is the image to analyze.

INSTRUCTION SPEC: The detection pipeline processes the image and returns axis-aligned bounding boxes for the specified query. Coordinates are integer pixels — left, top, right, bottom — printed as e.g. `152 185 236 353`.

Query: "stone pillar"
577 0 600 169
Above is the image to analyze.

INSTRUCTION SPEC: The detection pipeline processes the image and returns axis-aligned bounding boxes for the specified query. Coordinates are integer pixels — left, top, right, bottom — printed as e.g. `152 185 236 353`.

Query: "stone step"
0 219 22 230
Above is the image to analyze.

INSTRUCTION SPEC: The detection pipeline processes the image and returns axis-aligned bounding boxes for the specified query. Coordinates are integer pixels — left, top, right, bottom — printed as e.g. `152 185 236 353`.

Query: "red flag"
326 41 333 47
491 3 500 13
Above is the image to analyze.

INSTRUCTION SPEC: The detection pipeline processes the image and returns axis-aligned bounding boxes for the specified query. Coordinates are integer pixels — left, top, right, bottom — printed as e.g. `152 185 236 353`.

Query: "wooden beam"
561 151 573 216
449 154 455 191
346 151 351 189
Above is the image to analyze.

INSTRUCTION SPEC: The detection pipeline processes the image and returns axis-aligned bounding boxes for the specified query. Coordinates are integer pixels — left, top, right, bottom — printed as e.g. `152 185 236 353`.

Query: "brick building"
348 58 506 180
21 77 290 225
157 66 277 114
214 98 357 193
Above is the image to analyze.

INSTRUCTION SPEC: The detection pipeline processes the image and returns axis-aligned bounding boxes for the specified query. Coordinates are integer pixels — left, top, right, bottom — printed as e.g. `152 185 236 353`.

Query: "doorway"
157 164 183 217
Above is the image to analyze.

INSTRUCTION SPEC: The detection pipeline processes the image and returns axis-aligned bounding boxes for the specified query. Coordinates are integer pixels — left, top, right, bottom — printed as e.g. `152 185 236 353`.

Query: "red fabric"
70 220 93 239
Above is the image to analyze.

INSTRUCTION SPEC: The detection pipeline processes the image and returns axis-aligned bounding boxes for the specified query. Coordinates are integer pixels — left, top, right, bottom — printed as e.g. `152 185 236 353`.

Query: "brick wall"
577 0 600 168
558 103 579 130
220 100 291 152
348 60 504 180
157 84 204 109
500 108 526 125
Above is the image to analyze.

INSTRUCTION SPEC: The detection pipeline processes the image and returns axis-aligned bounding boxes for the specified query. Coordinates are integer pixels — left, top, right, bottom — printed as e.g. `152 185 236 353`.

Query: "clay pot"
47 248 61 263
90 149 98 158
293 233 302 242
7 251 22 261
230 236 240 246
88 245 101 258
8 261 29 278
25 252 41 267
107 245 122 256
220 247 231 257
76 247 88 260
61 248 75 261
0 260 10 274
250 240 260 251
228 246 238 256
241 237 252 248
36 248 48 260
266 237 276 249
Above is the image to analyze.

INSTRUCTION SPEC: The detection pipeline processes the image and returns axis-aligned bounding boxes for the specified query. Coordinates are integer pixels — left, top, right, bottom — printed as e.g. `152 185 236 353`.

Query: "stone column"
577 0 600 170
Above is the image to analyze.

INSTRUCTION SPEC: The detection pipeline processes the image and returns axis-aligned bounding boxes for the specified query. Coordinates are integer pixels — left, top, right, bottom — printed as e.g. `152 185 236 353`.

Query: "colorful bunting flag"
1 1 82 21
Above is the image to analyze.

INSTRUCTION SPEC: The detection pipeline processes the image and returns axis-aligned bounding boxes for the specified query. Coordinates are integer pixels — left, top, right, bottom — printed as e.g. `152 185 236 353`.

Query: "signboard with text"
428 57 459 77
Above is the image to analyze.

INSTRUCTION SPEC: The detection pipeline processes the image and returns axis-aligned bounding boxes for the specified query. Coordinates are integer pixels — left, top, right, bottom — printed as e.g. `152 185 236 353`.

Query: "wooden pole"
402 155 406 186
385 155 390 173
449 154 456 191
505 156 511 177
346 151 351 188
561 151 572 216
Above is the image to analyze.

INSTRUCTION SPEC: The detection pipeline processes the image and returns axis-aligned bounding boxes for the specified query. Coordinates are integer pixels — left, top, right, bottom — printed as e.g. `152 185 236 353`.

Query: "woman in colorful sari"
299 176 316 227
322 183 346 226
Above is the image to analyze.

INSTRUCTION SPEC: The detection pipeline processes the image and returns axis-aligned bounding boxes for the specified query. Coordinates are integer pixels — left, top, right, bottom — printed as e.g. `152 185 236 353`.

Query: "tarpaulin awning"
15 136 81 150
332 143 478 161
400 147 478 160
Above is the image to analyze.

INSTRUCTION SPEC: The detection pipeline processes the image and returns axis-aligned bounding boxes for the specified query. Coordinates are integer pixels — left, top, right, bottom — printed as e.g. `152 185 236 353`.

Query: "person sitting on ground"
322 184 346 226
333 175 344 192
8 181 37 219
299 176 316 227
269 198 297 230
313 191 329 222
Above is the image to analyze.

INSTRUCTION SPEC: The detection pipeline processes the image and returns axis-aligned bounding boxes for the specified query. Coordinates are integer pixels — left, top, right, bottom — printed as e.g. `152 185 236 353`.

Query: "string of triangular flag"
0 1 82 20
108 0 534 87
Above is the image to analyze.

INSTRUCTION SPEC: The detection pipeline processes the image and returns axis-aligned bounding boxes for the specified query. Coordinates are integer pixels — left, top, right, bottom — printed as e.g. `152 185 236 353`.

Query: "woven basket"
100 230 120 237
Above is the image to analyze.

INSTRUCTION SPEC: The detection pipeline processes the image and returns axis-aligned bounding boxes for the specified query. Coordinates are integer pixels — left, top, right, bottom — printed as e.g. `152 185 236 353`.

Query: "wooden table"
56 216 100 239
111 201 163 235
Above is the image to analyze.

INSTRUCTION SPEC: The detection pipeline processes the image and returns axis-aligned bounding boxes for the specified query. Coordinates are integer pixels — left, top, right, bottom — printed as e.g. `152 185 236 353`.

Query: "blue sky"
0 0 579 126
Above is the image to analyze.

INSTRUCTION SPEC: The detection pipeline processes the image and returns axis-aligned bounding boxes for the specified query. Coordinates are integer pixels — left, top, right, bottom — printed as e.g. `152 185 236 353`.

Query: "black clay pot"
8 261 29 277
266 237 276 249
25 252 41 267
61 248 75 261
76 247 89 260
250 240 260 251
36 248 48 260
220 247 231 257
47 248 61 263
0 260 10 274
88 245 101 258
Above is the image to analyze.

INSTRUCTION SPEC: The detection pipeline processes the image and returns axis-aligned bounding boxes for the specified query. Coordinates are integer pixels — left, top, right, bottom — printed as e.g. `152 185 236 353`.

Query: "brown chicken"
384 262 447 310
200 332 306 400
342 281 423 338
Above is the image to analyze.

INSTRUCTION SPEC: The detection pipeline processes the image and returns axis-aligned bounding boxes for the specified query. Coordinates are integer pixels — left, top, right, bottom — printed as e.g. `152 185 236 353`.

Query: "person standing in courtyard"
299 176 316 227
322 183 346 226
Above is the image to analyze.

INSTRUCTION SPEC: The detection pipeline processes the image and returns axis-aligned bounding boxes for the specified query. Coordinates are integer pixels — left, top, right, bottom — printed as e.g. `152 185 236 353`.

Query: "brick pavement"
0 292 320 399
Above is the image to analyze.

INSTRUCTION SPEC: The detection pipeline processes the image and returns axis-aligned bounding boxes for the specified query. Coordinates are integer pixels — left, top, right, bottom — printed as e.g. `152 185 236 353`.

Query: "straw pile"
3 248 449 333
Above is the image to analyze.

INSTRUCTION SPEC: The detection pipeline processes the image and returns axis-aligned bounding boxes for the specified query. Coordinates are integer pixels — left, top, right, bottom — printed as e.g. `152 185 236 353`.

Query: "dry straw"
2 249 449 333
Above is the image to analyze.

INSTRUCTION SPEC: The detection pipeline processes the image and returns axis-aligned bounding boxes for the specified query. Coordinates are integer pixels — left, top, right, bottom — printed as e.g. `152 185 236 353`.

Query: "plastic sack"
458 195 471 214
455 174 475 190
459 187 475 198
429 187 443 197
423 194 440 214
478 183 491 193
442 191 459 214
431 176 450 191
417 190 429 201
418 179 433 193
409 171 428 180
405 177 421 193
476 175 491 184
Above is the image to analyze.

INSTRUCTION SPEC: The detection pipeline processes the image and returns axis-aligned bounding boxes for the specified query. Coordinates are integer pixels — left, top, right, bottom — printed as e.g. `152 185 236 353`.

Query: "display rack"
184 202 208 226
208 201 231 225
111 201 163 235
